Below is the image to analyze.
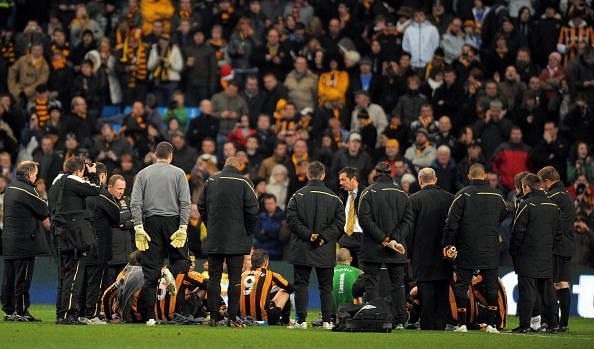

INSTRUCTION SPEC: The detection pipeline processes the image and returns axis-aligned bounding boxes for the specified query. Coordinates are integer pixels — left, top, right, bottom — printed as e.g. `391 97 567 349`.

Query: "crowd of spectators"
1 0 594 266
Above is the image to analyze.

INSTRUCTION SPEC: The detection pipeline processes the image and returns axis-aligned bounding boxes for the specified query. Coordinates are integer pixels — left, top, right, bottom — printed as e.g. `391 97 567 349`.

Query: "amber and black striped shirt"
239 268 292 321
155 271 207 321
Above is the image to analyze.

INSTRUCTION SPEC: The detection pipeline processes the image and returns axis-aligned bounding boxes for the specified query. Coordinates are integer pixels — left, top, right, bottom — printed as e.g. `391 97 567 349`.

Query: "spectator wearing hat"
184 30 218 106
402 8 440 70
147 33 183 105
404 128 437 172
351 90 387 145
330 132 373 189
284 56 319 112
349 56 379 101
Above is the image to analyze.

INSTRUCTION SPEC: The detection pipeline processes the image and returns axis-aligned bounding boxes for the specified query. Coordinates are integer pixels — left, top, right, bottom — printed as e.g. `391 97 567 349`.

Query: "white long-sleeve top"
402 21 440 69
147 44 184 82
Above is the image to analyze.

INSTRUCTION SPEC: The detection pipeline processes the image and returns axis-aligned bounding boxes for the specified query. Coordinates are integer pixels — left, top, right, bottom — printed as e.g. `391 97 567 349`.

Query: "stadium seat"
101 105 121 118
188 107 201 119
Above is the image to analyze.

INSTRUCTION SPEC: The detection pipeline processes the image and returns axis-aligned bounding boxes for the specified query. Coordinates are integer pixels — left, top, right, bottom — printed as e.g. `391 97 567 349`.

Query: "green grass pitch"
1 305 593 348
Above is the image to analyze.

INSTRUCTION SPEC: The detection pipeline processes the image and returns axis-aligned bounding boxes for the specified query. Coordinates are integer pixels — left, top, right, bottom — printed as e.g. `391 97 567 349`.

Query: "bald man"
443 163 508 333
199 156 259 327
332 248 364 315
404 168 453 330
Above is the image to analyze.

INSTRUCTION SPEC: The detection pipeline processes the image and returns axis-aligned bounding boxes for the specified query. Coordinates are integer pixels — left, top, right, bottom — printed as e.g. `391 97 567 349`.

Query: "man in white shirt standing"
402 8 440 70
338 167 363 268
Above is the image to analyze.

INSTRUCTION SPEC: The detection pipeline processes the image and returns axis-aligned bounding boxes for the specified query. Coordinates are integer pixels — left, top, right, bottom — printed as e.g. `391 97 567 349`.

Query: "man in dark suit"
358 162 410 329
405 167 454 330
1 161 50 322
337 167 363 268
510 173 560 333
199 156 259 327
443 163 508 333
286 161 345 329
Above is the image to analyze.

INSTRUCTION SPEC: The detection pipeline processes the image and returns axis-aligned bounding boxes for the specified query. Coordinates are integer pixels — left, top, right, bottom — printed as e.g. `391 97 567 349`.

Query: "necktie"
345 191 356 236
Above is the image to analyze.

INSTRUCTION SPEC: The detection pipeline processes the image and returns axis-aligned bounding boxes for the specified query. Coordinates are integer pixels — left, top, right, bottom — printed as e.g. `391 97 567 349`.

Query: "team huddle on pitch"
2 141 575 334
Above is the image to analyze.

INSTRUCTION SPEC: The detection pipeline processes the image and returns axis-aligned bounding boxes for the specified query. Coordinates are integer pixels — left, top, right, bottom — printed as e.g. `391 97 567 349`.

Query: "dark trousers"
518 276 557 329
152 81 178 106
138 215 188 321
79 263 106 318
206 254 244 320
1 258 35 315
185 85 212 106
338 232 361 268
363 262 407 325
293 265 334 323
418 280 449 330
57 253 84 320
454 268 499 326
123 82 148 106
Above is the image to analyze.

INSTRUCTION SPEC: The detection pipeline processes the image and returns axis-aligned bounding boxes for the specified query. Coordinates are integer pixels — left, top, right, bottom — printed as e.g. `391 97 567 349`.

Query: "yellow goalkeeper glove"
134 225 151 251
170 225 188 248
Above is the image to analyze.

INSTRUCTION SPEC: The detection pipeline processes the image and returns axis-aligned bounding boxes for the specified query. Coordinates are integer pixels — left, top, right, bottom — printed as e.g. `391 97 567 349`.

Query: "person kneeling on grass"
101 251 211 324
239 249 293 325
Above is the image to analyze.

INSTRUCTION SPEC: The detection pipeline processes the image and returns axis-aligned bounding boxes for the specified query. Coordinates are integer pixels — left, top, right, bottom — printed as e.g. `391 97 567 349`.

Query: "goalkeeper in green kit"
332 248 364 314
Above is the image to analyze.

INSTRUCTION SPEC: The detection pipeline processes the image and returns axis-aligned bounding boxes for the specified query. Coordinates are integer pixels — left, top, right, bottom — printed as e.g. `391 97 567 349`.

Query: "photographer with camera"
79 163 120 325
48 157 100 325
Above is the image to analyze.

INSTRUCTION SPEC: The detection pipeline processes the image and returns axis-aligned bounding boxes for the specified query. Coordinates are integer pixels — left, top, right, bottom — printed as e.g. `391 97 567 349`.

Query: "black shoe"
545 327 559 334
22 313 41 322
3 314 16 321
511 326 530 334
558 326 569 333
209 318 217 327
57 316 86 325
311 319 323 328
227 319 246 328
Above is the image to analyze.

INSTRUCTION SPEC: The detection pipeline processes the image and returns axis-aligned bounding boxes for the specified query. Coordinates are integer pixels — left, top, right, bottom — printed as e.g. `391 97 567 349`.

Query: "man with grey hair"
403 167 454 330
432 145 456 193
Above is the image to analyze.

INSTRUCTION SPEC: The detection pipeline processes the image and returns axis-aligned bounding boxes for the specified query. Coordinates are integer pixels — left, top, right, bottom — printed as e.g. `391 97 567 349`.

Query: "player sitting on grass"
101 251 210 324
406 272 507 331
239 249 293 326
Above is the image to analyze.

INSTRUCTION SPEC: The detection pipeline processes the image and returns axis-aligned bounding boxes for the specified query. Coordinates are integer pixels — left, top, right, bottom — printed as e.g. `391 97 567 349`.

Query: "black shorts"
553 255 571 283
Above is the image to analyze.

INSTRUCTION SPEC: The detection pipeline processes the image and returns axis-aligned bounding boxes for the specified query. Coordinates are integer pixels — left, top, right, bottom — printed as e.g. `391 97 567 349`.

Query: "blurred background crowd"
0 0 594 266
